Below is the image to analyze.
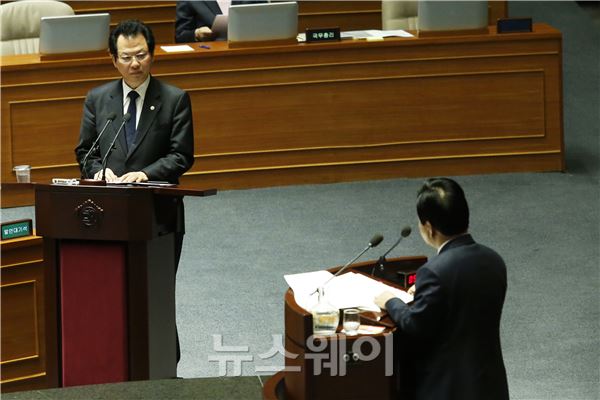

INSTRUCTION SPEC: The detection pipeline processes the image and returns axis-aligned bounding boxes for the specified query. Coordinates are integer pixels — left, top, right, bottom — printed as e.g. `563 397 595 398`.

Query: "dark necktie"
125 91 139 150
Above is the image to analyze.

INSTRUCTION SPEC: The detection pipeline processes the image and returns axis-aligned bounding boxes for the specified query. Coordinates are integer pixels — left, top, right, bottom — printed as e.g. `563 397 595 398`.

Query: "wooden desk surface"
1 24 563 207
0 23 560 69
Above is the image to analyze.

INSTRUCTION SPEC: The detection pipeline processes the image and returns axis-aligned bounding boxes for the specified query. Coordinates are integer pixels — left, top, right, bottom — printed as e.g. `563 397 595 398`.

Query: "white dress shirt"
121 75 150 130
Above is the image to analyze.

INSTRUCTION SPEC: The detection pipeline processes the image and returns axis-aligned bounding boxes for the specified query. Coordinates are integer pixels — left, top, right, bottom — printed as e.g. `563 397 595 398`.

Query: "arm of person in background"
175 1 215 42
375 267 445 338
194 26 214 41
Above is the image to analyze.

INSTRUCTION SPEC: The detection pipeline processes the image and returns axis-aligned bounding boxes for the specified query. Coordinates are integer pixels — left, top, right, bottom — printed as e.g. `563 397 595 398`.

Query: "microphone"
316 234 384 292
374 226 412 274
80 113 116 179
100 113 130 181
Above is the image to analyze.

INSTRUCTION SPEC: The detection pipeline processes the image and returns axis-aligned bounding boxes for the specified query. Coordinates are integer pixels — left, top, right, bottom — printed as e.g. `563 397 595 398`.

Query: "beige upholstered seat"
0 0 74 56
381 0 418 31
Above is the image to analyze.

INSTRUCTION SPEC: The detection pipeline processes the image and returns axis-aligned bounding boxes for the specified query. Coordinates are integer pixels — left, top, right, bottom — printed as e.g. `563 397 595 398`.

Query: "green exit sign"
1 219 33 240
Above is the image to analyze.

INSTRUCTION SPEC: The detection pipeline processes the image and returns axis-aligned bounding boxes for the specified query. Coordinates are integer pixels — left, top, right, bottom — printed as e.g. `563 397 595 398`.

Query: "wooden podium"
264 256 427 400
34 183 216 388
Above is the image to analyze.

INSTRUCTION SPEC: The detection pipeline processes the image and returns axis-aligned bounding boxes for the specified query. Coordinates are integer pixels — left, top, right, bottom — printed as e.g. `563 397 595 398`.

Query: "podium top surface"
32 183 217 198
284 256 428 346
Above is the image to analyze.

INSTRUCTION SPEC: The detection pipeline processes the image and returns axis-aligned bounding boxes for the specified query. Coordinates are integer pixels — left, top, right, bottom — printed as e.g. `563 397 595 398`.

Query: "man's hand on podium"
374 291 398 310
94 168 118 182
118 171 148 183
92 169 148 183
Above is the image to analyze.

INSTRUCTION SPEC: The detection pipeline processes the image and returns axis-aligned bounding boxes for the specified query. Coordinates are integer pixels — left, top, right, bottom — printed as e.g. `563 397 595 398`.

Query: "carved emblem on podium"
75 199 104 228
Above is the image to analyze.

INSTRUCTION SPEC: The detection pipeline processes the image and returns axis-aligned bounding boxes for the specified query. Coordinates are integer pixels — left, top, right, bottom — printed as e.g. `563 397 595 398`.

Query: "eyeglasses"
117 52 149 64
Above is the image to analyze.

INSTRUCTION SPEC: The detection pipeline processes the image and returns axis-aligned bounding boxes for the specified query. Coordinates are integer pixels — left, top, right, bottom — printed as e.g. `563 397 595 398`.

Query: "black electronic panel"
497 17 533 33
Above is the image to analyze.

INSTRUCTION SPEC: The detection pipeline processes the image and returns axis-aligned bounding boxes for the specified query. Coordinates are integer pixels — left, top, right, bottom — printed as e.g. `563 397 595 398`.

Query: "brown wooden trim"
228 38 299 49
418 27 490 38
1 372 46 384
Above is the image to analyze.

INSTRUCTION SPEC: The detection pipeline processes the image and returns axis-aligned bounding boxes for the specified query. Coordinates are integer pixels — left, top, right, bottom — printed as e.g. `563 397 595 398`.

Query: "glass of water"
343 308 360 336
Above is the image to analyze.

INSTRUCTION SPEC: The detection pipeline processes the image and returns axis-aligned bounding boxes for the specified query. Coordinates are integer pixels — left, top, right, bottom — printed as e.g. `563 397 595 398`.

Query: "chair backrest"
1 0 74 56
381 0 419 31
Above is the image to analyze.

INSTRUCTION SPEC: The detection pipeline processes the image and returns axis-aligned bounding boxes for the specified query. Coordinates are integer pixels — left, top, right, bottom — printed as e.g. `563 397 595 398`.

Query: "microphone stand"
100 113 130 182
371 227 411 276
81 116 115 179
371 235 403 276
313 234 383 295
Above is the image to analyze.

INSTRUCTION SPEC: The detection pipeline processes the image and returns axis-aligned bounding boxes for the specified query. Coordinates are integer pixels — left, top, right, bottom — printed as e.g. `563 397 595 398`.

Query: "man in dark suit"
175 0 262 42
76 20 194 183
75 20 194 363
375 178 509 400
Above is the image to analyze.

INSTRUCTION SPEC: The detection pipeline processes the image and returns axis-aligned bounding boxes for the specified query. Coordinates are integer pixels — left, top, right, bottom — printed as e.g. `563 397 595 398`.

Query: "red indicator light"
408 274 416 286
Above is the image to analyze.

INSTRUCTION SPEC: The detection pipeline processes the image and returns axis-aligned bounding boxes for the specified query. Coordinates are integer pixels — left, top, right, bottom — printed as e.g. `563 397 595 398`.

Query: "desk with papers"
270 256 427 400
285 270 413 312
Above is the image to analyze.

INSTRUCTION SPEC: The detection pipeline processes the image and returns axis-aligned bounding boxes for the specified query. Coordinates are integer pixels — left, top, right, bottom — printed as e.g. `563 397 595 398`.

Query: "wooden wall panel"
298 1 382 31
0 237 47 393
9 99 84 169
1 282 39 361
68 1 177 44
190 71 546 156
489 0 509 23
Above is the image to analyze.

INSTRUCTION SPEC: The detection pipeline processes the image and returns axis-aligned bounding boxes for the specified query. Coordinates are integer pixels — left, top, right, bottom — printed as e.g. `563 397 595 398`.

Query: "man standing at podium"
375 178 509 400
75 20 194 363
75 20 194 184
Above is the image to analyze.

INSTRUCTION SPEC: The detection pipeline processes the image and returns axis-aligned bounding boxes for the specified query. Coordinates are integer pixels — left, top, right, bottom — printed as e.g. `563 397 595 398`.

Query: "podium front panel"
35 183 184 389
35 185 158 241
59 241 129 386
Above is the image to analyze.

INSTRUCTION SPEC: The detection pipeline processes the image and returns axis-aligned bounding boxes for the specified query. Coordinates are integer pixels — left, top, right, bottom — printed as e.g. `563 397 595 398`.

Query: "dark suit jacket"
175 0 263 43
386 234 509 400
75 77 194 235
75 76 194 183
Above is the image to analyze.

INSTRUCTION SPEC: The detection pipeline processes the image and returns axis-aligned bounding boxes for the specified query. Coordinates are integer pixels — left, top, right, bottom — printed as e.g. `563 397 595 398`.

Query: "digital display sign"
397 271 417 289
1 219 33 240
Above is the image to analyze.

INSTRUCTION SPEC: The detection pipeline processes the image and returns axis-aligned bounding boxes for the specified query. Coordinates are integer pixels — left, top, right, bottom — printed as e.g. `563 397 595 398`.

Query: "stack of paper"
284 270 413 312
341 30 414 40
160 45 195 53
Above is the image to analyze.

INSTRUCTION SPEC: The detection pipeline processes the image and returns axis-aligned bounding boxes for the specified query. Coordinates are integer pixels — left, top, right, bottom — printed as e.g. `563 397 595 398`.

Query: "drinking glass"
343 308 360 335
13 165 31 183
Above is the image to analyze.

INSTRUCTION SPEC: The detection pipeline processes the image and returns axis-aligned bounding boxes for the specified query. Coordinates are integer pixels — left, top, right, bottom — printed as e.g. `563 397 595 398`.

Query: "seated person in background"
375 177 509 400
175 0 263 42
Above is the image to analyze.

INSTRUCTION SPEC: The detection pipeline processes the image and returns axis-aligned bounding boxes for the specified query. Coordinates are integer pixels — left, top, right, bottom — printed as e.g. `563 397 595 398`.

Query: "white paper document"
341 29 414 40
160 45 195 53
284 270 413 313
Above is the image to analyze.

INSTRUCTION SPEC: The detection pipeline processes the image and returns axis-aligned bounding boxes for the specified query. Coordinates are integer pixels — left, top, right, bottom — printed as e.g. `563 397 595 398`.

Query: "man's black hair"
416 177 469 236
109 20 155 59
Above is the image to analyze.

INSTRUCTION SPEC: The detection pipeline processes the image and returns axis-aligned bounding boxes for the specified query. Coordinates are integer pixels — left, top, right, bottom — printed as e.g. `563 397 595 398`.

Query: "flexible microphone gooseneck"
372 226 412 275
315 234 384 293
81 112 116 179
100 113 130 181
